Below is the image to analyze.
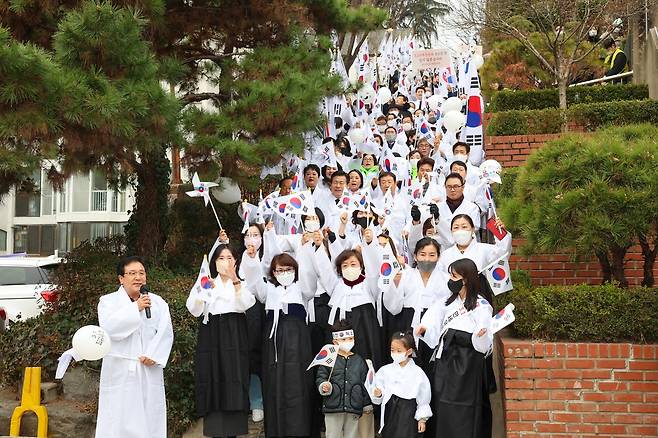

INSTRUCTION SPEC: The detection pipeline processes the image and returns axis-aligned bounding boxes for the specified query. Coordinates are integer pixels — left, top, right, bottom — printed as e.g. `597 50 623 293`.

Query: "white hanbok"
437 232 512 274
95 287 174 438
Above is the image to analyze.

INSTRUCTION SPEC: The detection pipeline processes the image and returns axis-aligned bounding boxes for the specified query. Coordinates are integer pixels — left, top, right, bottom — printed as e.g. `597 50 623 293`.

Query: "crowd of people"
183 46 511 437
96 42 513 438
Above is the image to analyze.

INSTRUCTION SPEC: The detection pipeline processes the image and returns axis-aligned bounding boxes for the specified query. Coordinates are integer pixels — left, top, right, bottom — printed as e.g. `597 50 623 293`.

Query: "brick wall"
484 134 563 167
502 337 658 437
509 240 658 287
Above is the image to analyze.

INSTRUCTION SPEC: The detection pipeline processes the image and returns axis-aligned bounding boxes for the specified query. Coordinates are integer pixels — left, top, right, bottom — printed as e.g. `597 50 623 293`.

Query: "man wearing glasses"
433 173 482 251
95 256 174 438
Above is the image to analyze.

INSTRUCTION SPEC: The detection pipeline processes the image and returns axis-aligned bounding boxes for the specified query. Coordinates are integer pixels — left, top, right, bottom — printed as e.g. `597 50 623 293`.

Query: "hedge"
488 84 649 112
486 99 658 136
495 284 658 343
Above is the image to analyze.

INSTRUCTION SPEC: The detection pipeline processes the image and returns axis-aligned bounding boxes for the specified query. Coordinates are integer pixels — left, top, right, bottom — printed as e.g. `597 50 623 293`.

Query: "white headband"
332 330 354 340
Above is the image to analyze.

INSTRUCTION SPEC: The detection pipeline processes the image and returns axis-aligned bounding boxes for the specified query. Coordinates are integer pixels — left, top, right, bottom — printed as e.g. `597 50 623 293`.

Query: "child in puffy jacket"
316 319 372 438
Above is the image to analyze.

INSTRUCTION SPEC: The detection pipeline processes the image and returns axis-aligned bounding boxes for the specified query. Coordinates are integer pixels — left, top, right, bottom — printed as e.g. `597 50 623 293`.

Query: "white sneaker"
252 408 264 422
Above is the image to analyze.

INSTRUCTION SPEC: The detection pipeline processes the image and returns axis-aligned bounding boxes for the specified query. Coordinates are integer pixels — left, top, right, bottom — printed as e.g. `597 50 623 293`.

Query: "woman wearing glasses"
242 244 318 438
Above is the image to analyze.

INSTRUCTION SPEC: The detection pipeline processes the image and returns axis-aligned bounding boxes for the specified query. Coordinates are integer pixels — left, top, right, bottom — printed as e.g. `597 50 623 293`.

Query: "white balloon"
359 85 376 105
426 95 442 111
442 97 463 113
443 110 466 132
72 325 111 361
348 127 366 146
377 87 392 103
471 54 484 70
212 177 241 204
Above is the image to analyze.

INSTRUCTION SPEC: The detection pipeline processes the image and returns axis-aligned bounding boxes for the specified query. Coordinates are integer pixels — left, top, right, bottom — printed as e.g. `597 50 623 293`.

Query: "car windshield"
38 264 59 283
0 266 50 286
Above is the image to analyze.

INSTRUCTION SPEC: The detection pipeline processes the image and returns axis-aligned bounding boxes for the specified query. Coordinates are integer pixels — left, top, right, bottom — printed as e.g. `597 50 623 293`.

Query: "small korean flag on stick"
481 253 513 295
377 243 401 292
364 359 376 395
491 303 516 334
307 344 339 370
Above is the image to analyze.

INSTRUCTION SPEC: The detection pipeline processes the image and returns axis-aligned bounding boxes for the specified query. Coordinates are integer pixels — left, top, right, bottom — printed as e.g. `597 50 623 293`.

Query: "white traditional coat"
95 287 174 438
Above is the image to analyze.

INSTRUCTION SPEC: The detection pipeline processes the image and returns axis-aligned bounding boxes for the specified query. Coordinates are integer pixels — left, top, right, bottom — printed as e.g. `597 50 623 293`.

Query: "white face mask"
454 153 468 162
452 230 473 246
305 220 320 232
275 271 295 287
244 236 262 249
338 340 354 353
402 122 413 132
342 266 362 282
391 352 408 364
377 124 387 133
216 259 231 276
387 120 397 127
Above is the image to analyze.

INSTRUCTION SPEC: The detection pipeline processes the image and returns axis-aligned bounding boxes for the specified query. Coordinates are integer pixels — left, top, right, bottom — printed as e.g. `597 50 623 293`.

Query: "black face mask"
354 216 369 229
447 278 463 294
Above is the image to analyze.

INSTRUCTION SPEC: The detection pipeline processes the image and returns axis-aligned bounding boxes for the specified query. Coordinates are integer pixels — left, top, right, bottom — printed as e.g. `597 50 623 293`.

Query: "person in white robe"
438 214 512 274
95 256 174 438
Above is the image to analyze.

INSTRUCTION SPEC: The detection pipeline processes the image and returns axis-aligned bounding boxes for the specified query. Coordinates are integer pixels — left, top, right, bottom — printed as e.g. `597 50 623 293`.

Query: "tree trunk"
557 73 569 132
638 230 658 287
124 146 171 261
594 250 613 283
609 245 630 288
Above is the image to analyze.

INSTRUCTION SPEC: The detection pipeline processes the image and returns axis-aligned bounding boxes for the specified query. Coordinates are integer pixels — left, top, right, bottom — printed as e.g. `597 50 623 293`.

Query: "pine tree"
0 0 387 258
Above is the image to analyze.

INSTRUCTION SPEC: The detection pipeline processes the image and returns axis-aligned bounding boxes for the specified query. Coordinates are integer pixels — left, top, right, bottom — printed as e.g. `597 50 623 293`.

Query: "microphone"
139 284 151 319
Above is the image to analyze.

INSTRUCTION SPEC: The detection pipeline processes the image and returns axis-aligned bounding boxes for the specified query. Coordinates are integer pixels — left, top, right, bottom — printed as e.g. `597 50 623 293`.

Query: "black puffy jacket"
316 353 371 415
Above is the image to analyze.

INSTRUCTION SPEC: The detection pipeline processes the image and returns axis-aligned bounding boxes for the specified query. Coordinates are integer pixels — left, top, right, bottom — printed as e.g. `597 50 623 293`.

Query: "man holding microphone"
95 256 174 438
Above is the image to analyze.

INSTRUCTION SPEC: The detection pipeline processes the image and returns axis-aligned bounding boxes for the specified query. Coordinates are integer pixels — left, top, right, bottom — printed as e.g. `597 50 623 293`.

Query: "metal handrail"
569 71 634 87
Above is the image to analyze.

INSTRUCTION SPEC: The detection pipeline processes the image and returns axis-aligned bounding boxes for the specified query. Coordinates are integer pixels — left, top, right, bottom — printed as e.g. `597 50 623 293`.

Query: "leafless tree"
451 0 654 110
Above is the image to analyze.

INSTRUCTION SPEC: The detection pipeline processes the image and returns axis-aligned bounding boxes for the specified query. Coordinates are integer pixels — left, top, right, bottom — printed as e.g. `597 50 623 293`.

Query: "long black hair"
445 258 483 311
209 244 241 279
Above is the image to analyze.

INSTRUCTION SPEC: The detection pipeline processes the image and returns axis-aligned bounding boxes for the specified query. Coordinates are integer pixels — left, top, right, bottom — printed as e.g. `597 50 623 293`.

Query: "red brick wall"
509 240 658 287
484 134 563 167
502 337 658 437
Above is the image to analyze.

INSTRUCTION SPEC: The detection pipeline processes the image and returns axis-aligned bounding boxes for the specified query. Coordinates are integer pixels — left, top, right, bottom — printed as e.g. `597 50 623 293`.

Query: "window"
13 225 56 255
59 181 68 213
91 171 108 212
72 173 90 212
53 222 127 254
0 266 46 286
14 171 41 217
0 229 6 251
41 171 54 216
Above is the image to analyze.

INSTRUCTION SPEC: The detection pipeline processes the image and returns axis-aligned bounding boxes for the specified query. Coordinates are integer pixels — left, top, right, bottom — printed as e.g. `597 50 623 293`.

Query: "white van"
0 255 61 325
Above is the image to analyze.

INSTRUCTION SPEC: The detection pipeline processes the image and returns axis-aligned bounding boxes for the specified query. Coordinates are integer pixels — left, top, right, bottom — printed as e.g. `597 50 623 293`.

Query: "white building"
0 168 134 256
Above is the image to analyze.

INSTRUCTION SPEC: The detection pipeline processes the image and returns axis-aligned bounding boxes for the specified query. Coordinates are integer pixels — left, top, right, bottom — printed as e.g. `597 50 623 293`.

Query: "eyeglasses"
446 184 463 191
274 267 295 274
123 270 146 277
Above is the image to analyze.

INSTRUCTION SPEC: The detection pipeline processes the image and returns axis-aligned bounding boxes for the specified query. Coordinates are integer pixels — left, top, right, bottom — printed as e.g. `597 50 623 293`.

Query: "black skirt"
195 313 250 435
262 306 314 438
246 301 266 376
380 305 397 366
382 394 422 438
432 329 492 438
309 292 332 353
331 303 383 371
